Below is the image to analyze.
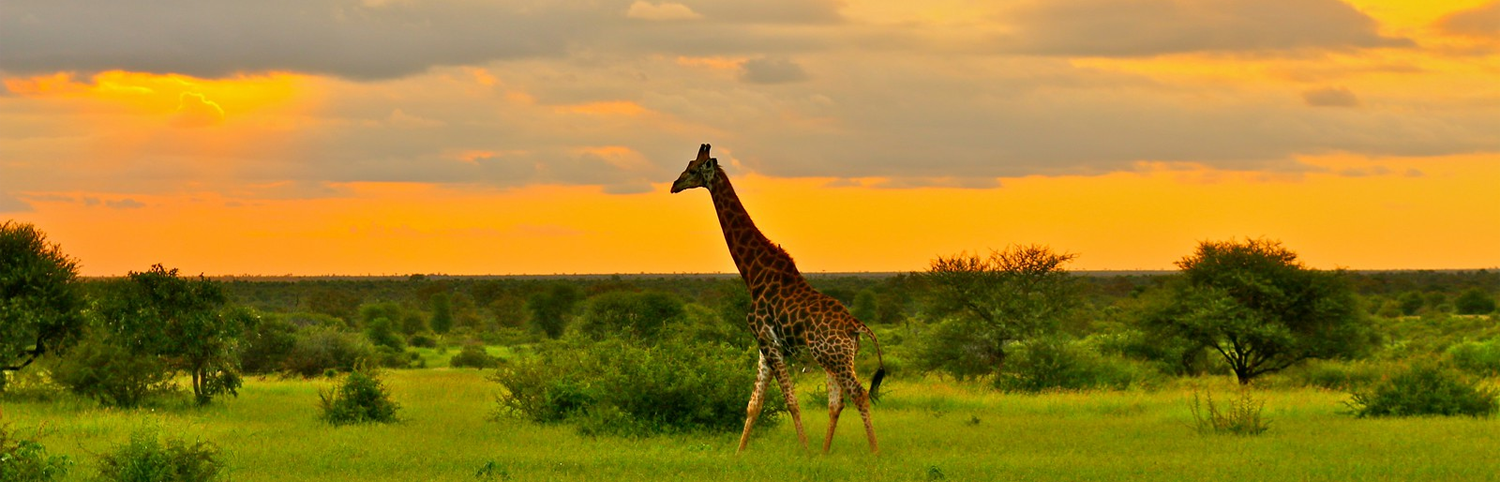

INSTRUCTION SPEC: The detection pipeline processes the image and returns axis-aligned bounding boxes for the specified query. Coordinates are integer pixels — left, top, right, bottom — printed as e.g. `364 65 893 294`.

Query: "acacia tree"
100 264 242 404
915 245 1080 379
0 221 86 387
1141 238 1373 384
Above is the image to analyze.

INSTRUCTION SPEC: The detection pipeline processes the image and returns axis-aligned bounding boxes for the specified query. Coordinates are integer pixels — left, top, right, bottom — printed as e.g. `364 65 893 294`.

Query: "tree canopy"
1141 238 1374 384
0 221 85 383
97 264 241 404
915 245 1079 379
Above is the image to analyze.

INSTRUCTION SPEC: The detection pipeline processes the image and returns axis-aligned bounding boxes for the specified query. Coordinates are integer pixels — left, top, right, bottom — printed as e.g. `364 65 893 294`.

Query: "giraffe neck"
707 168 804 299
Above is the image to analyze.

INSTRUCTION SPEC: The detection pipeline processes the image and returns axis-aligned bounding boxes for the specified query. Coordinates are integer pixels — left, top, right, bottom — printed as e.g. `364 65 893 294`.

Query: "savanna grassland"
4 369 1497 481
5 223 1500 481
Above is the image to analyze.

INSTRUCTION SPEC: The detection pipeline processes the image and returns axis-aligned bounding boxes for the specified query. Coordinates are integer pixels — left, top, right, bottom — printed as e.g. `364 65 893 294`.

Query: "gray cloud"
1437 2 1500 38
0 191 31 213
0 0 605 80
998 0 1412 57
1302 87 1360 107
106 198 146 209
740 57 810 84
0 0 847 81
685 0 843 24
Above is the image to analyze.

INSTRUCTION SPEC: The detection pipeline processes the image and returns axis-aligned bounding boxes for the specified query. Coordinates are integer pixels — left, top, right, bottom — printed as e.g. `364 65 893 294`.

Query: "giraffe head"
670 143 718 193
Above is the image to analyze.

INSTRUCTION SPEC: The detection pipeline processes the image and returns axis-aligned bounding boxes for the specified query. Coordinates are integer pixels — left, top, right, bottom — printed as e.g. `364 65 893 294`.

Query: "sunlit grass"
3 370 1496 481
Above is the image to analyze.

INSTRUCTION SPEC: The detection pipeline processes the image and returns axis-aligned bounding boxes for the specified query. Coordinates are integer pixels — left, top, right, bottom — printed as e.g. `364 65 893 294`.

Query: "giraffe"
670 144 886 454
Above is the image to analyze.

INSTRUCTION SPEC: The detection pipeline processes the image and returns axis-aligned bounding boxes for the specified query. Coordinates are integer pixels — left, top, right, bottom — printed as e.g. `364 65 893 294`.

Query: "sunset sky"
2 0 1497 276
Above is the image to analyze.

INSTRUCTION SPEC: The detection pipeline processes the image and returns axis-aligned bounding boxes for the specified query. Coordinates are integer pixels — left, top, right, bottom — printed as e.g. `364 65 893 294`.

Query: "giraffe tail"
859 323 887 402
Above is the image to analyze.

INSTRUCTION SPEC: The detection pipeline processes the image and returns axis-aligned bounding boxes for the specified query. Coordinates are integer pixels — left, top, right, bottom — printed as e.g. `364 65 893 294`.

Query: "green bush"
1447 337 1500 376
449 344 497 369
283 327 374 378
1 420 72 482
492 337 783 436
1290 360 1388 391
236 314 297 375
1454 288 1496 315
371 346 421 369
577 291 684 341
1347 363 1498 418
407 333 438 348
95 430 222 482
50 338 175 407
993 336 1160 393
319 369 400 425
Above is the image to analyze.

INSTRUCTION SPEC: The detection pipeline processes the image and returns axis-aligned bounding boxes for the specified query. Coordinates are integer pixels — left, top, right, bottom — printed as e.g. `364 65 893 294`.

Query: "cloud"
0 0 844 81
998 0 1412 57
171 92 225 127
1437 2 1500 38
0 191 32 213
686 0 843 24
1301 87 1360 107
739 57 810 84
626 1 702 21
106 198 146 209
0 0 601 80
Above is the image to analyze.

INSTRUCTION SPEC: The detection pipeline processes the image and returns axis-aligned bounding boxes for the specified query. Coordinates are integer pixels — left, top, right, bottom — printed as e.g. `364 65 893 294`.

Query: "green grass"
411 345 517 369
4 370 1497 481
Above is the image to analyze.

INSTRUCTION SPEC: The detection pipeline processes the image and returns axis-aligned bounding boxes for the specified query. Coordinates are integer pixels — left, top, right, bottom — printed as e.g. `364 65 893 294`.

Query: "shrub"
492 337 783 436
95 429 222 482
407 333 438 348
449 344 498 369
993 336 1160 392
282 327 374 378
1347 363 1498 418
319 369 400 425
0 417 72 482
1291 360 1388 391
1454 288 1496 315
371 346 420 369
577 291 685 341
236 314 297 375
1190 388 1269 436
1447 338 1500 377
364 317 405 351
50 338 175 407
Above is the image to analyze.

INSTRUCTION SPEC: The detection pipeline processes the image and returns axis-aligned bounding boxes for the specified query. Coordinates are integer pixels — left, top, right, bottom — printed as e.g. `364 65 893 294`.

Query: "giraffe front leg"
768 354 808 451
737 351 772 454
823 371 845 454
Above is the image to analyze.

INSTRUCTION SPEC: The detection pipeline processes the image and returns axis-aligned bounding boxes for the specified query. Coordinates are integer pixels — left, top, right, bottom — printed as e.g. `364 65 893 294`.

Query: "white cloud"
170 92 225 128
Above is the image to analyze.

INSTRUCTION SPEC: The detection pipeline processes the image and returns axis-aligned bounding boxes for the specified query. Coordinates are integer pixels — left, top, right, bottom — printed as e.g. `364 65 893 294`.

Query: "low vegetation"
318 368 401 426
2 221 1498 479
1347 363 1498 418
94 429 223 482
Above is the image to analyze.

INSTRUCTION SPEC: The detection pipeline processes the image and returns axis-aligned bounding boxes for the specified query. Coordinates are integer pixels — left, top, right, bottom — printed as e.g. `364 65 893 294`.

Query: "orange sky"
2 0 1497 275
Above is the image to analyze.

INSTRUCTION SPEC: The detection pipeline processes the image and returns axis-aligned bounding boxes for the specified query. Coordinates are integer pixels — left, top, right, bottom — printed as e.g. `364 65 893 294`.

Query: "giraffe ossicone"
670 143 886 454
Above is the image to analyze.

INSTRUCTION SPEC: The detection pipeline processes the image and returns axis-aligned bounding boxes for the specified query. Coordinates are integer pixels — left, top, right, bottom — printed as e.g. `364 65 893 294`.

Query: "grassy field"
4 368 1497 481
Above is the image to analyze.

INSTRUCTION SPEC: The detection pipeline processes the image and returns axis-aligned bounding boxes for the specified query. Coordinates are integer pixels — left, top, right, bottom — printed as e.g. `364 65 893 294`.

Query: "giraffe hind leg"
769 354 808 451
836 367 879 453
823 371 845 454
